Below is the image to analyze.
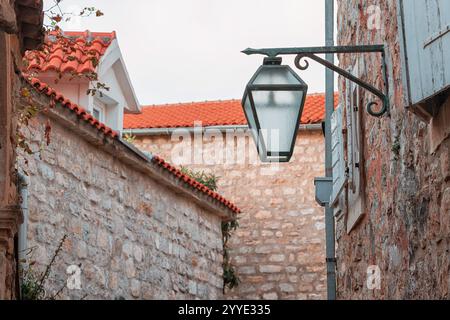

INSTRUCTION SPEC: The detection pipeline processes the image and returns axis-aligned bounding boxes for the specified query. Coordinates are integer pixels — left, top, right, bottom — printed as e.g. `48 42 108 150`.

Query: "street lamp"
242 57 308 163
242 45 390 164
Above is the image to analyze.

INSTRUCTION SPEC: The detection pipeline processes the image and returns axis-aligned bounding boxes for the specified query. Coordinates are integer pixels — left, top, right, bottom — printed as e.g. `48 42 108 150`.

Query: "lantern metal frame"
242 45 390 117
242 57 309 163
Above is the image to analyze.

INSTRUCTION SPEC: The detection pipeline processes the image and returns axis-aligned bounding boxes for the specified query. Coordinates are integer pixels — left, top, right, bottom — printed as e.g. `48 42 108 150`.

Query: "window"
93 108 101 120
92 99 106 122
398 0 450 121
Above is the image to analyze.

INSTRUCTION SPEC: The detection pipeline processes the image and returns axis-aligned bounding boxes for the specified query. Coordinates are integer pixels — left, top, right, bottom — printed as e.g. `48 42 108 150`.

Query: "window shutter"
345 78 354 190
350 84 361 194
330 104 345 207
399 0 450 119
345 65 365 233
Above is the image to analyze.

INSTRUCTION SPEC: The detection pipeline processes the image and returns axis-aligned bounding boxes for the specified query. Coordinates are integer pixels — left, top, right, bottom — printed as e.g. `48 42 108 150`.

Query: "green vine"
180 166 219 191
179 167 240 293
123 133 137 144
20 235 68 300
16 87 51 162
392 135 401 161
222 219 240 293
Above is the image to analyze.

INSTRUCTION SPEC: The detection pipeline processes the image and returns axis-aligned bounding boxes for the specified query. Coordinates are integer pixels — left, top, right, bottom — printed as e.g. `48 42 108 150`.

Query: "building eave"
99 38 141 113
123 123 323 136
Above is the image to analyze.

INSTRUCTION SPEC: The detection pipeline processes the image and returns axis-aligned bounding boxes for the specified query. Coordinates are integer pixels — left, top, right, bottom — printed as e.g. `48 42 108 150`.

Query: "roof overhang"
98 38 141 113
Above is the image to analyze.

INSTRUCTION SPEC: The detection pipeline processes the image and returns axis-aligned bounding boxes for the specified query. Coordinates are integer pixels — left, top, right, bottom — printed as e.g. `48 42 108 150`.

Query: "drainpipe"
17 173 29 278
324 0 337 300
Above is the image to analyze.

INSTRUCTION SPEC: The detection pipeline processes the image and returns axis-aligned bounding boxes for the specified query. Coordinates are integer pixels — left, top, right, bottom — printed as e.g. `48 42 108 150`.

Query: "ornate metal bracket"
242 45 390 117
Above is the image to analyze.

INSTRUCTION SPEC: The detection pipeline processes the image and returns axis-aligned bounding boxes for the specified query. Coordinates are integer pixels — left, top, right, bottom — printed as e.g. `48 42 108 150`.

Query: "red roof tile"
25 76 240 214
151 156 241 214
123 93 339 129
26 76 119 138
24 30 116 75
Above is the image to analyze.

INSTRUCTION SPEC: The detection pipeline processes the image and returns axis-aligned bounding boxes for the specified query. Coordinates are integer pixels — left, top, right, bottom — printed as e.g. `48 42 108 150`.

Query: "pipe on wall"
17 172 29 270
324 0 337 300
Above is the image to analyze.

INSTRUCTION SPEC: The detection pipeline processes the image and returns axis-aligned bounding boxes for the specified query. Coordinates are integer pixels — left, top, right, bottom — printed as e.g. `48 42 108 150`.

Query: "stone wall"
0 30 23 301
18 114 227 300
132 128 327 300
1 0 43 300
336 0 450 299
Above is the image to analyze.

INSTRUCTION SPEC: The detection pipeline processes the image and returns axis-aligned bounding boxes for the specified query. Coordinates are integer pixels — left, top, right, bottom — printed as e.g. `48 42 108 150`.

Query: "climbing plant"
20 235 70 300
17 0 107 158
180 166 219 191
222 218 240 293
179 167 240 293
123 133 137 144
38 1 108 93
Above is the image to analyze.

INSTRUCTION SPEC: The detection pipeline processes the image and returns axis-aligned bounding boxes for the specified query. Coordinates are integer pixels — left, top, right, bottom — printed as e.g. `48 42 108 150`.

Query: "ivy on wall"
222 219 240 293
180 167 240 293
20 235 75 300
180 167 219 191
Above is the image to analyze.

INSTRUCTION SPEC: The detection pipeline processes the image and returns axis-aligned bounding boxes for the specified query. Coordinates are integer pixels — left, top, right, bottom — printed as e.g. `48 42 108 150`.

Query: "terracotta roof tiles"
24 30 116 75
151 156 241 213
123 93 339 129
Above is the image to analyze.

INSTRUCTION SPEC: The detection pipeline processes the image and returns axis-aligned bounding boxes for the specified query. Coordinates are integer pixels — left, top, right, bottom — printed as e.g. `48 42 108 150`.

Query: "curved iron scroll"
242 45 390 118
294 53 389 117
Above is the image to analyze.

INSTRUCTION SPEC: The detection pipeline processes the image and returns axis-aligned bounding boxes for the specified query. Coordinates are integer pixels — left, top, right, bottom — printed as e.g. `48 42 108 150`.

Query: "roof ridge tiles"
141 99 242 109
24 29 116 75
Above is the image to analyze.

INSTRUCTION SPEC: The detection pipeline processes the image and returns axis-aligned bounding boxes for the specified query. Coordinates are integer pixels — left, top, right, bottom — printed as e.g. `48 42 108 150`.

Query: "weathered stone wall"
1 0 43 300
133 128 327 300
0 30 23 300
19 116 225 300
336 0 450 299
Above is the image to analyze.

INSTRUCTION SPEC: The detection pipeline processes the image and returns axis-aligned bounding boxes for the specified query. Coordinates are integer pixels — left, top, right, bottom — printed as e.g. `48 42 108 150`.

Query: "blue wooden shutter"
345 65 365 233
399 0 450 117
330 104 345 206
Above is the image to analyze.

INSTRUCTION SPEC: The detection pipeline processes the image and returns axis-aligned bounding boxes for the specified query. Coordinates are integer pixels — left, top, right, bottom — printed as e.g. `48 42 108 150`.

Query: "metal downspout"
17 172 29 296
325 0 337 300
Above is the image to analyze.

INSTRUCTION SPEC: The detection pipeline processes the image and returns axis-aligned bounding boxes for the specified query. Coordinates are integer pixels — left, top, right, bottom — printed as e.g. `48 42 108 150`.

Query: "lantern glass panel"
243 95 262 152
253 66 300 85
251 90 305 154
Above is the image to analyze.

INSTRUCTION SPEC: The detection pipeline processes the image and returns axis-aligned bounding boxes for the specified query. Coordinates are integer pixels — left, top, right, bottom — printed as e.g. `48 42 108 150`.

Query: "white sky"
45 0 336 105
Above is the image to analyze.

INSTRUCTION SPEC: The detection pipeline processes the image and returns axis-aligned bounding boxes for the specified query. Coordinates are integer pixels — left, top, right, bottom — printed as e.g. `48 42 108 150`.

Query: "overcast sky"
46 0 336 105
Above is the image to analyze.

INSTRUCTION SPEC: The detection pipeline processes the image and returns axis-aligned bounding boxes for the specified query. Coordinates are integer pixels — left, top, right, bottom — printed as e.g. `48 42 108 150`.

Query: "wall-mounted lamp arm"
295 53 389 117
242 45 385 57
242 45 390 117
